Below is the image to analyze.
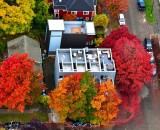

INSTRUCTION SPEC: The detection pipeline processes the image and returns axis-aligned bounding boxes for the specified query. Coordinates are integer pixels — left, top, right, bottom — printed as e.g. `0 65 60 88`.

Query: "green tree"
33 0 52 29
0 0 35 35
93 14 109 28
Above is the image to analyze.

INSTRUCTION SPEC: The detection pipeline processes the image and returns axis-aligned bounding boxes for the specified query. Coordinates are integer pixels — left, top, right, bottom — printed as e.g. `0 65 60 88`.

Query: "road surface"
125 0 154 41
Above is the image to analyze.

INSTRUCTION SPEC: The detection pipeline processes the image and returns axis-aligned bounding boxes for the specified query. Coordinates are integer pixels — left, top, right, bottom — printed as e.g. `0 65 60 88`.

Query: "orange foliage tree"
25 69 46 106
62 13 77 21
49 72 121 126
0 53 45 112
0 53 34 112
99 0 129 19
91 79 121 126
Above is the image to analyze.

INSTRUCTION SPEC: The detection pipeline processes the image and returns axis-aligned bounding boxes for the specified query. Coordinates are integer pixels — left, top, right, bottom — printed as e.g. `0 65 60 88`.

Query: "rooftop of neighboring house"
47 19 95 35
53 0 96 11
56 48 116 72
7 35 42 70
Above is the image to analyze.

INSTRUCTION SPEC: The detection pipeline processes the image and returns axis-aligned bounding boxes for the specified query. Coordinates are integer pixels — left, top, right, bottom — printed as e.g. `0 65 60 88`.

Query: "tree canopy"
99 0 129 19
33 0 52 29
0 53 45 112
100 26 154 124
93 14 109 28
49 72 121 126
113 37 153 93
62 13 77 21
0 0 35 35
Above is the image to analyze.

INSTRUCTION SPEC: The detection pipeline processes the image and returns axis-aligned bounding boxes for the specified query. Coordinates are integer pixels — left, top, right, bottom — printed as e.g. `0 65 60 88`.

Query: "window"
71 11 77 14
83 11 89 15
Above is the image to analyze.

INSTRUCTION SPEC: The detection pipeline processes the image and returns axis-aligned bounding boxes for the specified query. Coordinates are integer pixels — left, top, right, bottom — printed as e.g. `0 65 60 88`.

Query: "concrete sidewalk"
152 0 160 33
0 108 39 114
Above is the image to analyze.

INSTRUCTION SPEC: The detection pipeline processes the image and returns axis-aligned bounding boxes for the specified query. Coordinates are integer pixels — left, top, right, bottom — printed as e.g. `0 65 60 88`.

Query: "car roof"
119 14 124 18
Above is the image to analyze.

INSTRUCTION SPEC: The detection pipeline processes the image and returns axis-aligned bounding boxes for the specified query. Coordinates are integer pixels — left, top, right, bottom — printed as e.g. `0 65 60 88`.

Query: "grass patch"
0 113 48 124
145 0 156 23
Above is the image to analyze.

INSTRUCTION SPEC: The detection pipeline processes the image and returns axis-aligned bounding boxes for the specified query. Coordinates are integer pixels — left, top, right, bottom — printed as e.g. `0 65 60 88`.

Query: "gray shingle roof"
54 0 95 11
7 35 42 71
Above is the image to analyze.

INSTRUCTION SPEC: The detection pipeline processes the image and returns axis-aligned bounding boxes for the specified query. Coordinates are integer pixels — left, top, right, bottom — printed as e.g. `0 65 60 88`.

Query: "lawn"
0 113 48 124
145 0 156 23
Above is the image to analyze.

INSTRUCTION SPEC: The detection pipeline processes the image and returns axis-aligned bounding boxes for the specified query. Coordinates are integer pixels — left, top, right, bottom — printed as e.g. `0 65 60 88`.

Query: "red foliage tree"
0 53 34 112
100 26 140 49
113 37 153 93
100 26 154 125
99 0 129 19
62 13 77 21
97 4 102 14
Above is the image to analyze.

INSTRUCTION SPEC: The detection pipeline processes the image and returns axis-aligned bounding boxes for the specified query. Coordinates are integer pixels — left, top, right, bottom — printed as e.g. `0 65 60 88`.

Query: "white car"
151 62 156 77
148 52 154 63
118 14 125 26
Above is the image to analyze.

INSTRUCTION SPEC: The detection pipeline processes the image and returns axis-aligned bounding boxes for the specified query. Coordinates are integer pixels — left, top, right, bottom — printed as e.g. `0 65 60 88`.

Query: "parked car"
149 52 154 63
137 0 145 11
144 38 152 52
118 14 125 26
151 62 157 77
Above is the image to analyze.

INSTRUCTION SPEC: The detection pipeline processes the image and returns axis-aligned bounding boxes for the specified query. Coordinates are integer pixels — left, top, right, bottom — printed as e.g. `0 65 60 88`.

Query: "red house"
53 0 97 21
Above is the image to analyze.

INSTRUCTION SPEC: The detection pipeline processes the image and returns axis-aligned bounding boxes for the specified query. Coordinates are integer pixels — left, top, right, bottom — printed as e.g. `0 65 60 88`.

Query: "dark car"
138 0 145 11
144 38 152 52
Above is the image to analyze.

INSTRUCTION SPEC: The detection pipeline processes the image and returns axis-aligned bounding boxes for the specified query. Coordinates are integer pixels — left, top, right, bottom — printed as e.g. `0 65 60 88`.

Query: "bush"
94 14 109 28
38 95 50 108
94 37 104 47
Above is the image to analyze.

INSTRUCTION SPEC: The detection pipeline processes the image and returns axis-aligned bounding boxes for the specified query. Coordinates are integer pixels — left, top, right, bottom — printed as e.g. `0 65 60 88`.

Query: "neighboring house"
45 19 95 56
53 0 97 20
7 35 42 70
54 48 116 86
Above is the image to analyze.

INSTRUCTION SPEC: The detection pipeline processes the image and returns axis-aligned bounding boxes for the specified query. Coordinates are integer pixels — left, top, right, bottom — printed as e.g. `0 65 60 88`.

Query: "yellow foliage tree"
93 14 109 28
0 0 35 35
94 37 104 47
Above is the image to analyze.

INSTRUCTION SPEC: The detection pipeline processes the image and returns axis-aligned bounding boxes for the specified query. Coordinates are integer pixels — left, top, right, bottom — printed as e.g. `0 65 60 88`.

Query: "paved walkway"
0 108 40 114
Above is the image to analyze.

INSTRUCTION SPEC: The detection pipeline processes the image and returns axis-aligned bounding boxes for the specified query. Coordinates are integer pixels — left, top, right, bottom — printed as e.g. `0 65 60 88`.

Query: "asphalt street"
113 0 160 130
125 0 154 41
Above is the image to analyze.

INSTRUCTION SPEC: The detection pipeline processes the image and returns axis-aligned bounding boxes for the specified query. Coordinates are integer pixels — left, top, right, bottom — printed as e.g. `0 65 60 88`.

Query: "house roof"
48 20 95 35
85 22 95 35
7 35 42 70
54 0 95 11
48 19 65 31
